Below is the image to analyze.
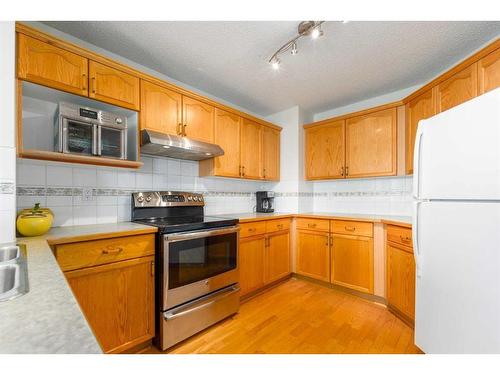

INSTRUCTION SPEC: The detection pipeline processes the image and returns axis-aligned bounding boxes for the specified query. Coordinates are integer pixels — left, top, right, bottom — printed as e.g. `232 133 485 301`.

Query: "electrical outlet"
82 188 93 202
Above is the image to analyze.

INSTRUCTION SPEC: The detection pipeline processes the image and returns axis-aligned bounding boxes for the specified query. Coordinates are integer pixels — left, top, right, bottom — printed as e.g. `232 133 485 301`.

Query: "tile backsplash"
16 156 279 227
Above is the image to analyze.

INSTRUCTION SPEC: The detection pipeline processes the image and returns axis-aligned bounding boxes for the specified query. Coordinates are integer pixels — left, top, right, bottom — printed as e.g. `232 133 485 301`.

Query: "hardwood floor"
146 278 422 354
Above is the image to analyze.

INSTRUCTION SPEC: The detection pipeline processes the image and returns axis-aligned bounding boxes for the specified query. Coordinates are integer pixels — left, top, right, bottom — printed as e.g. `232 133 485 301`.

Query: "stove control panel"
133 191 204 207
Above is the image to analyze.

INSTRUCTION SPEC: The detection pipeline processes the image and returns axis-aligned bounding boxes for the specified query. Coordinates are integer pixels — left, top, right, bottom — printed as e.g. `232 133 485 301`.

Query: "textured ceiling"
43 21 500 116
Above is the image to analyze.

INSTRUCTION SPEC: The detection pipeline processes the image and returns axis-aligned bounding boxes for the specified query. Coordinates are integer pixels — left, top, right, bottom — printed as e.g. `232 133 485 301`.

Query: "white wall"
0 22 16 243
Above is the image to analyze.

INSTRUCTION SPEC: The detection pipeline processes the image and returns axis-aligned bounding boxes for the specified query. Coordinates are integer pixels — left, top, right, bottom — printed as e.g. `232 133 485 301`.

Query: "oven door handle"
163 284 240 321
165 226 239 242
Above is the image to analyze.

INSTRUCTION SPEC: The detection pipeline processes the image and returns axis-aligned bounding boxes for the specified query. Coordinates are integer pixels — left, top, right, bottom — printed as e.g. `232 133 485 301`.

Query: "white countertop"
0 222 156 354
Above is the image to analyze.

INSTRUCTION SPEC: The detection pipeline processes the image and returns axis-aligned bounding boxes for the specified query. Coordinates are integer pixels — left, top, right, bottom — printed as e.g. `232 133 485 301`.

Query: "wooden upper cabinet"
478 48 500 95
262 126 280 181
345 108 397 178
406 89 436 174
140 80 182 135
305 120 345 180
182 96 215 143
89 61 140 110
240 118 263 180
17 34 88 96
212 109 241 177
436 63 478 113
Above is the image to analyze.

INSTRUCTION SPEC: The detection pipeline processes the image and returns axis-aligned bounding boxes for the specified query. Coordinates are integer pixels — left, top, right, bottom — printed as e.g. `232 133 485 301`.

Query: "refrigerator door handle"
413 127 424 199
413 200 422 278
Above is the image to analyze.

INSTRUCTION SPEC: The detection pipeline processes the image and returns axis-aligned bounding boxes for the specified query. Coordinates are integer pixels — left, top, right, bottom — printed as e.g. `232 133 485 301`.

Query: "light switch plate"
82 188 93 202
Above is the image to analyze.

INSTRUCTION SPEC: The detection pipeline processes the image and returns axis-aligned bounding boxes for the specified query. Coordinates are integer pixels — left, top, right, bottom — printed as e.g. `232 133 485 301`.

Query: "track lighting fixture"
268 21 325 69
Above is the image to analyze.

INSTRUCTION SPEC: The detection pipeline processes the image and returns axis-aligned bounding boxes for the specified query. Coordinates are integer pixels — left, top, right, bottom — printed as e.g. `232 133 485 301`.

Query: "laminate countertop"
0 222 157 354
216 212 412 227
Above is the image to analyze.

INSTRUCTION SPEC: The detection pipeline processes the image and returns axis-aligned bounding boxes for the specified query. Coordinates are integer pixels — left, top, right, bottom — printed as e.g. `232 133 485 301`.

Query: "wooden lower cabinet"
239 236 266 296
331 234 374 294
266 231 290 283
238 220 291 297
386 227 415 324
65 256 155 353
296 229 330 282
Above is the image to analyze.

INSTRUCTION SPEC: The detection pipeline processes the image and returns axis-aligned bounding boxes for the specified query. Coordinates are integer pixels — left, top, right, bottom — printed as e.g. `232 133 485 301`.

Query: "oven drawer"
54 234 155 271
160 284 240 350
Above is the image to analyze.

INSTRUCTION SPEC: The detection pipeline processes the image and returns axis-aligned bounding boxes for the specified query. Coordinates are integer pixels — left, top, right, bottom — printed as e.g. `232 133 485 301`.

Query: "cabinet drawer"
54 234 155 271
296 218 329 232
266 219 290 233
331 220 373 237
387 225 413 249
239 221 267 238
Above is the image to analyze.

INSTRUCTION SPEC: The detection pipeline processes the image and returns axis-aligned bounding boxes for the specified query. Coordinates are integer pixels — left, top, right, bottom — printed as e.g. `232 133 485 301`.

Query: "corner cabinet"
435 63 478 113
478 47 500 95
52 233 156 353
17 33 88 96
305 120 345 180
405 89 436 174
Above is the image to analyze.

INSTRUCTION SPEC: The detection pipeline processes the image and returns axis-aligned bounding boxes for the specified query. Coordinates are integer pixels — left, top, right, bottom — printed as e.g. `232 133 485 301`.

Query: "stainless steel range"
131 191 240 350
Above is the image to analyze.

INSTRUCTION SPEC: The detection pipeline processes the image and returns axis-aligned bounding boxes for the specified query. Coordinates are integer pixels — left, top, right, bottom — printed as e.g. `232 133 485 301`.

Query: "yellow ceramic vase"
16 203 54 237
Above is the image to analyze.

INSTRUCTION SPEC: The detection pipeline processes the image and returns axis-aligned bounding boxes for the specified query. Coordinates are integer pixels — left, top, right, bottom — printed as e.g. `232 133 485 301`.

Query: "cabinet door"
296 230 330 282
17 34 88 96
478 48 500 95
305 120 345 180
140 80 182 135
240 118 263 179
65 256 155 353
387 243 415 320
182 96 215 143
265 231 290 283
262 126 280 180
89 61 140 110
239 236 266 296
345 108 397 178
213 109 241 177
436 63 478 113
406 89 436 174
331 234 373 294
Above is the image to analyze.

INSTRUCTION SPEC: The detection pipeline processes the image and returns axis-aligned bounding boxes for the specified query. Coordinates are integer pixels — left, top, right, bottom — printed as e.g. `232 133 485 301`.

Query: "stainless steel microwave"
54 102 127 159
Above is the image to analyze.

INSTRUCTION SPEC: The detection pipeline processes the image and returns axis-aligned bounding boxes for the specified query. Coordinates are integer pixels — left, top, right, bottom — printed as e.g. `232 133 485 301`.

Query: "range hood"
140 130 224 161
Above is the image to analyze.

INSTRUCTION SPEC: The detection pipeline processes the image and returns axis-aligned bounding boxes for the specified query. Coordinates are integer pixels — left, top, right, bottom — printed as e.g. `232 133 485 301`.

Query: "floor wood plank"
145 278 423 354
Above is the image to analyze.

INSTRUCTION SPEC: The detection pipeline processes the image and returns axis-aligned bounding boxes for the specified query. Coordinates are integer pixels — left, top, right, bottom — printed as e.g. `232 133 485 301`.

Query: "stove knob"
187 196 193 201
145 195 152 202
194 196 199 201
199 196 203 201
137 196 144 203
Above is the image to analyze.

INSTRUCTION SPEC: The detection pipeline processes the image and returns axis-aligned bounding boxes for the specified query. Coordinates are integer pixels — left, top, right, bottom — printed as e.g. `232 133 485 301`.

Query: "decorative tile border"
17 186 411 199
0 182 15 194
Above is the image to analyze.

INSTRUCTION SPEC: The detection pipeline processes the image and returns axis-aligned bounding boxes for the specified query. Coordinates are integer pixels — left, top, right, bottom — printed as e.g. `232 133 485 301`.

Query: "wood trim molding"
15 22 282 132
304 100 404 129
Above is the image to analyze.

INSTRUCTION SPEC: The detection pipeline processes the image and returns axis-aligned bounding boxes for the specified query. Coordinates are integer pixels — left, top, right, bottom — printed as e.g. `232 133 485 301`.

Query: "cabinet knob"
345 226 356 232
308 223 317 228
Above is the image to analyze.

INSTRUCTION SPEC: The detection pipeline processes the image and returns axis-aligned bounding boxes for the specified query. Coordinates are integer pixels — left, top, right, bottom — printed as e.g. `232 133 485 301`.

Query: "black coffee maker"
256 191 275 213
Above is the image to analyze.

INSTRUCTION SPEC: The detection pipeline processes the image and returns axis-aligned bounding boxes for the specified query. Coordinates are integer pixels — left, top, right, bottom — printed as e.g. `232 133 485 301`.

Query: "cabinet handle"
344 226 356 232
151 261 155 276
325 236 329 247
345 166 349 176
91 77 96 94
308 223 317 228
263 168 266 179
102 246 123 255
82 73 87 91
277 224 283 229
182 123 187 136
177 123 183 136
330 236 333 246
239 166 242 177
242 166 245 177
248 227 256 232
340 166 344 177
400 235 411 243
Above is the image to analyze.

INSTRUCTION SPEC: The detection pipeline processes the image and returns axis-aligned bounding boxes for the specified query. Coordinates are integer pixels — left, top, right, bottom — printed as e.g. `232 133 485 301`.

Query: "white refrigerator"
413 87 500 353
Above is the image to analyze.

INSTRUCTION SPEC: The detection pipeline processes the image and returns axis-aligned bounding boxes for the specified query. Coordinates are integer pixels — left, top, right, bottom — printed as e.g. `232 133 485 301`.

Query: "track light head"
271 58 281 70
291 42 298 55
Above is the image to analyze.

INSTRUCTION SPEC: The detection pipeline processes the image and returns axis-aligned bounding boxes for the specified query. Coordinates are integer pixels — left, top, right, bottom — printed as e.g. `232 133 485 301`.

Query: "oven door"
162 226 239 310
61 118 97 156
98 125 127 159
